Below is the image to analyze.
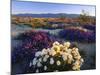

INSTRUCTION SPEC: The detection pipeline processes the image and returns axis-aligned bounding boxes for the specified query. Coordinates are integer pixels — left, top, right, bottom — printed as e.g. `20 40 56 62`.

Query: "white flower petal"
53 41 60 46
37 62 42 67
41 48 48 55
29 62 32 67
32 58 37 65
44 66 47 70
63 42 71 48
50 58 54 65
39 58 42 62
62 55 67 61
36 69 39 73
35 51 42 57
43 57 47 62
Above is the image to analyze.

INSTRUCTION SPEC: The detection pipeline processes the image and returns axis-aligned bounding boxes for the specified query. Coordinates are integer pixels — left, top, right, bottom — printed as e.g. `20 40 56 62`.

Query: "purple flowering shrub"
12 31 55 64
59 27 95 42
82 25 96 32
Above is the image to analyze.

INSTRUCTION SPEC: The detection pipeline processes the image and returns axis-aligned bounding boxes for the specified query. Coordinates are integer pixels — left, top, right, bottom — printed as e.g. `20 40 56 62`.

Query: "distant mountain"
12 13 81 18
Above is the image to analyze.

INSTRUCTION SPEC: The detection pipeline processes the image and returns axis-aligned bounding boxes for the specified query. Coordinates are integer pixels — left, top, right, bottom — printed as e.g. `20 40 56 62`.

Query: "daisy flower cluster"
29 41 84 73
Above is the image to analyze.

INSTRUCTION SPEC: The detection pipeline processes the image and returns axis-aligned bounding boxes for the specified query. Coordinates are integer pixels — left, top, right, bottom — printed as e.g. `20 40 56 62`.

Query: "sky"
12 0 96 16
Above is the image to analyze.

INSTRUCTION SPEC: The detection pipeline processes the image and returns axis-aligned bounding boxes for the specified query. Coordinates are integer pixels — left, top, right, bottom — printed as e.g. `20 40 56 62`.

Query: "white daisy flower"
66 54 73 64
63 47 68 51
63 42 71 48
53 41 60 46
49 49 56 56
39 58 42 62
80 58 84 63
67 49 72 53
73 61 80 66
59 44 64 49
29 62 32 67
32 41 84 71
36 69 39 73
74 56 81 60
80 58 84 66
71 50 79 56
62 54 67 61
44 66 47 70
32 58 37 65
72 65 80 70
67 54 73 59
43 57 47 62
72 48 79 53
56 60 61 66
41 48 48 55
62 52 69 57
60 51 63 55
72 66 77 70
50 58 54 65
35 51 42 57
67 59 72 64
47 48 51 52
45 55 49 59
74 48 79 51
37 62 42 67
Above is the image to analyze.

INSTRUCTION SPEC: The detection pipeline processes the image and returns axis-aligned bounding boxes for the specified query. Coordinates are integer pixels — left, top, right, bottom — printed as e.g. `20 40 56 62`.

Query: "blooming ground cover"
27 41 84 73
11 24 96 74
82 25 96 32
59 26 95 42
12 31 55 63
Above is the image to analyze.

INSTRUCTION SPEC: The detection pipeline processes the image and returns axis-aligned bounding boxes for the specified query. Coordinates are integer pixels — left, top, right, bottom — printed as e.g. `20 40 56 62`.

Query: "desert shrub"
12 31 60 74
82 25 96 32
59 27 95 42
78 10 95 25
27 41 84 73
12 31 56 64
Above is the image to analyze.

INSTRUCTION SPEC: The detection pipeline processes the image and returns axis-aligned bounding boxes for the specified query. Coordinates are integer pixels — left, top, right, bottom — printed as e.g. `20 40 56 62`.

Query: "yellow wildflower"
63 42 71 48
52 45 60 53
